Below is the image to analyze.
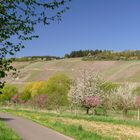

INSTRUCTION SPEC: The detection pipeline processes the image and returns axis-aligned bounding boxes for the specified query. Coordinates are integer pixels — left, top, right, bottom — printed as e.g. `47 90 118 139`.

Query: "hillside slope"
6 58 140 85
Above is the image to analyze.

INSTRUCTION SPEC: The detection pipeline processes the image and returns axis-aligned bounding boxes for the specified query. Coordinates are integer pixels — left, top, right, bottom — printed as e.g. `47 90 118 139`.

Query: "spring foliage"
0 84 17 102
21 81 47 102
45 73 71 109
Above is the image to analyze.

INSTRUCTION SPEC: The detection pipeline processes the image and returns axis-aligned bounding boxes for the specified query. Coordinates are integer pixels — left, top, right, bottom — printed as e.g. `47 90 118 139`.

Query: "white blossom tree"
69 70 104 114
111 84 136 116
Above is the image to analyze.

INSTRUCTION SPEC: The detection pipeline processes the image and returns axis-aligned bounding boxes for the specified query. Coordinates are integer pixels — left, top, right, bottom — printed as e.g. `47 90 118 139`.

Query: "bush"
22 81 47 102
20 90 31 102
11 94 20 104
30 81 47 97
45 73 71 110
31 94 48 109
0 85 17 103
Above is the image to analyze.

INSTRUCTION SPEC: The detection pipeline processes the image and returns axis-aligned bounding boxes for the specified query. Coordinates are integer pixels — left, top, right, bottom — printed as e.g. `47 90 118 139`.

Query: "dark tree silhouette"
0 0 71 88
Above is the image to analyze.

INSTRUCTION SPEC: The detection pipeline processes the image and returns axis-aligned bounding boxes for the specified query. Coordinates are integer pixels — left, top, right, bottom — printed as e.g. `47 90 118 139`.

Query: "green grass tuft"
0 120 22 140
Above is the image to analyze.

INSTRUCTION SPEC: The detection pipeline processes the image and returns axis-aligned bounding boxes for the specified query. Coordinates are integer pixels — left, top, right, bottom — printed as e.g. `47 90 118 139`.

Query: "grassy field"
7 58 140 87
0 119 22 140
2 108 140 140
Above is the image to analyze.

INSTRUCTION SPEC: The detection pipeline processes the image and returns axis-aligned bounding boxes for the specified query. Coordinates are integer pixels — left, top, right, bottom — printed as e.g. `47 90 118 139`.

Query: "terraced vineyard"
7 58 140 87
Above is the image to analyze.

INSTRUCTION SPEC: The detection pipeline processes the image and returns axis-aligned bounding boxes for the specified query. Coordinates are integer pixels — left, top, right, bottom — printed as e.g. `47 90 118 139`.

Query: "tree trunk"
138 108 140 121
123 109 128 116
94 108 97 115
103 109 107 116
86 107 90 114
56 105 60 113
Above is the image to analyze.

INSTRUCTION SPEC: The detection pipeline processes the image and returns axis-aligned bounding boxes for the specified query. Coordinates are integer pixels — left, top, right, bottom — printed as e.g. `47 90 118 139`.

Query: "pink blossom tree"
83 96 100 114
11 94 19 104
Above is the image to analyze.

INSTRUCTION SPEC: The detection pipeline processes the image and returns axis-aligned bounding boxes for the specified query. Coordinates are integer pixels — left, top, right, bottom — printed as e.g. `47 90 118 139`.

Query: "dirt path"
0 112 74 140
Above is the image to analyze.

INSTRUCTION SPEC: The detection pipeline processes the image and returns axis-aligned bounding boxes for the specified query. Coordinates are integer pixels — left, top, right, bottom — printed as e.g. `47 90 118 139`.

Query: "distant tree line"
64 50 140 60
12 50 140 62
13 56 61 62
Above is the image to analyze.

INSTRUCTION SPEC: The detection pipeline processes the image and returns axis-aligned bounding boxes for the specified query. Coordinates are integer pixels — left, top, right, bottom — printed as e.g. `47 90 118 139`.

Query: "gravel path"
0 112 74 140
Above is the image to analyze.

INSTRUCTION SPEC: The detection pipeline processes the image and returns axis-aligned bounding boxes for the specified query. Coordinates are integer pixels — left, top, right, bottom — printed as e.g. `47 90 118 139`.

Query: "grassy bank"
0 120 22 140
2 108 140 140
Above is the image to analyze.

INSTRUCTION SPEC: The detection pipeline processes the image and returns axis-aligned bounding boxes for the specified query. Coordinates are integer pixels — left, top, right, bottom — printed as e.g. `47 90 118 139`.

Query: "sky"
17 0 140 57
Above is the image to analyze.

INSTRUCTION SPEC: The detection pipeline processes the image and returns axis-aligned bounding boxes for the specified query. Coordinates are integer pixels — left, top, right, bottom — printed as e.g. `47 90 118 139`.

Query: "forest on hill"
14 50 140 62
65 50 140 60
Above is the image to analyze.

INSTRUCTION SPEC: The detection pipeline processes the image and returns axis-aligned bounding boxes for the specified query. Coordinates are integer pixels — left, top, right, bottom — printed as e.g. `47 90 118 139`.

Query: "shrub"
30 81 47 97
11 94 20 103
45 73 71 110
22 81 47 102
27 94 48 109
0 85 17 103
35 94 47 109
20 90 31 102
